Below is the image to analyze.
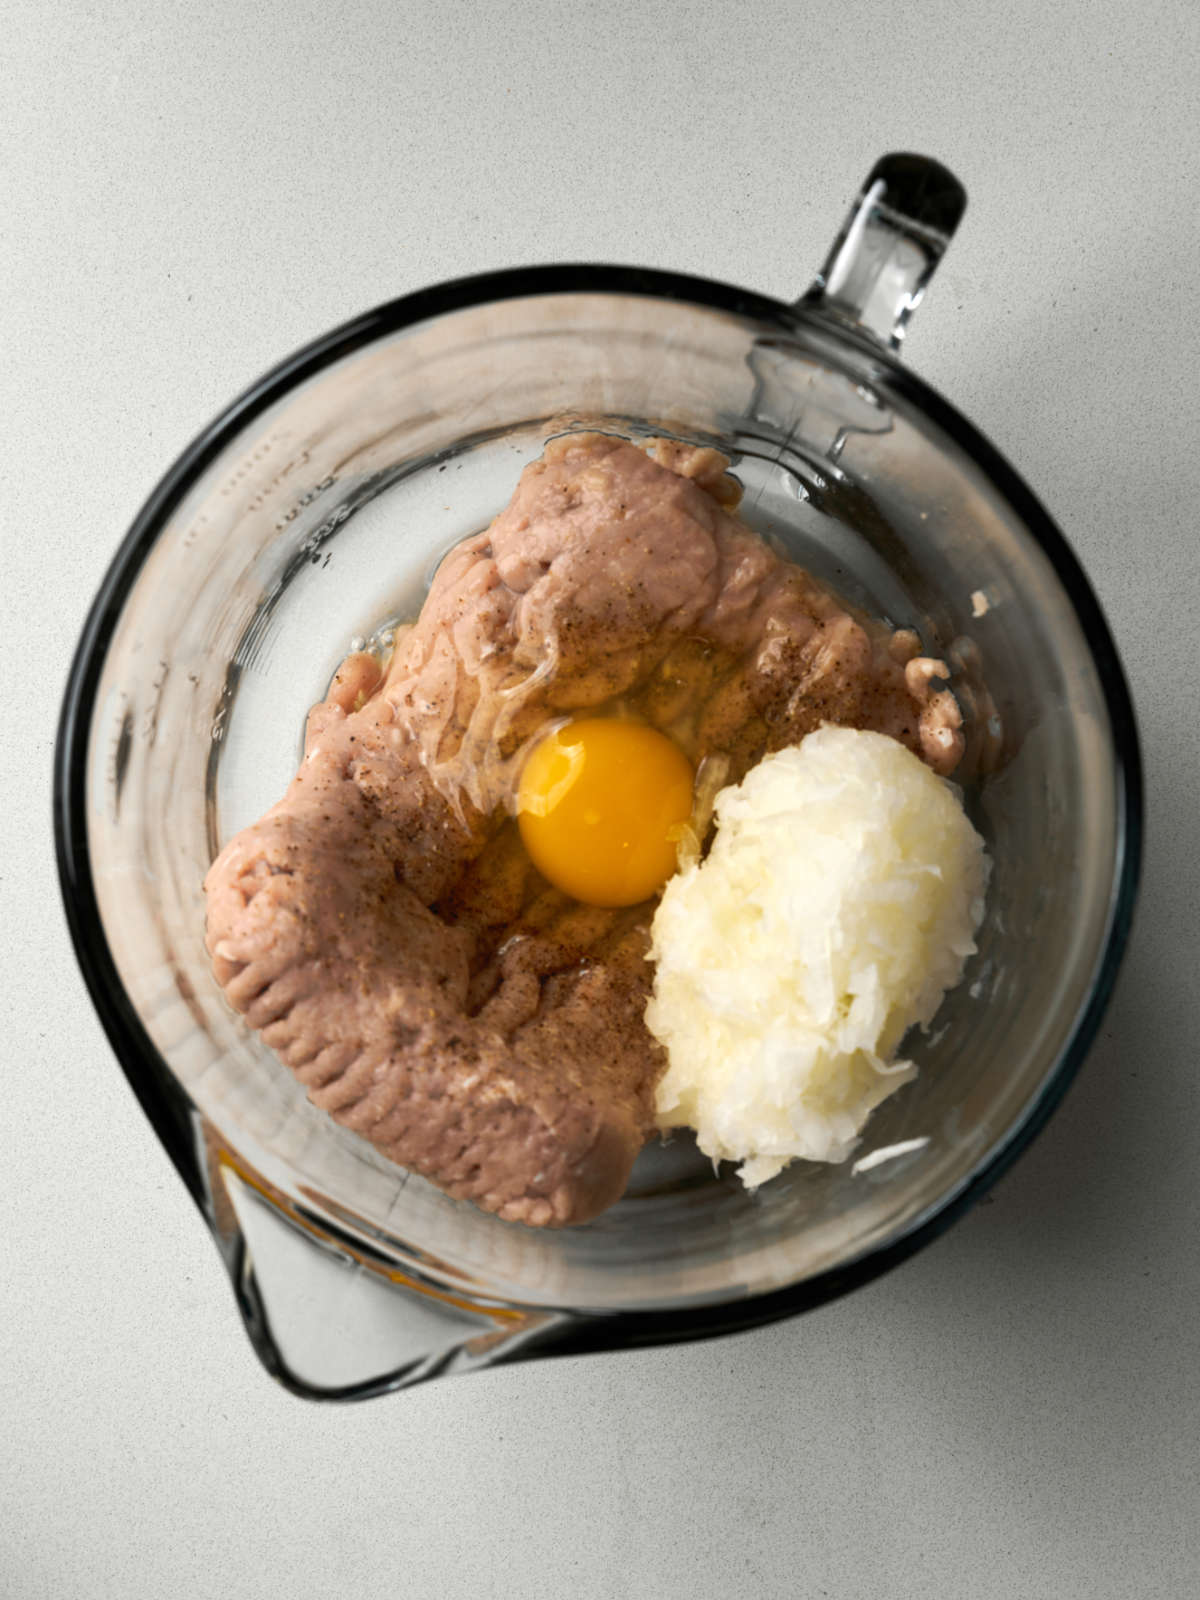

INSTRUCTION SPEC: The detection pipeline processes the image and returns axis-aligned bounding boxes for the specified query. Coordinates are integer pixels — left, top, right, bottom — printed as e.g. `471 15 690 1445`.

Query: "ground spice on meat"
204 433 962 1226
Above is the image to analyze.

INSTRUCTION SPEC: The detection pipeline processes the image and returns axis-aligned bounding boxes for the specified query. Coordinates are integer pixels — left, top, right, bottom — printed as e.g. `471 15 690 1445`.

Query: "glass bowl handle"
801 152 967 350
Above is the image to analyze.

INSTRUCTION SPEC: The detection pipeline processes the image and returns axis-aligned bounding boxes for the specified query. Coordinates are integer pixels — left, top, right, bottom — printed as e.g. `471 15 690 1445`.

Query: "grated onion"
646 726 989 1186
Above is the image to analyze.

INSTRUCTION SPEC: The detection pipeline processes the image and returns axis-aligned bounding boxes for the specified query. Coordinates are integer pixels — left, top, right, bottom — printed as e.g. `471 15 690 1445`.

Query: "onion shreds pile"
646 726 989 1187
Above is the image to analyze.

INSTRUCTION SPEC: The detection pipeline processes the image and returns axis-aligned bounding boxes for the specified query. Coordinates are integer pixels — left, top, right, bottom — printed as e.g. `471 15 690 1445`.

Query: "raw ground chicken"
205 434 969 1225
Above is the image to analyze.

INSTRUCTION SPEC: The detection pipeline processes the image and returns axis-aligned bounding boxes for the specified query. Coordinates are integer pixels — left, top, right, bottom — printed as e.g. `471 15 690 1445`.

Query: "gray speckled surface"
4 2 1199 1595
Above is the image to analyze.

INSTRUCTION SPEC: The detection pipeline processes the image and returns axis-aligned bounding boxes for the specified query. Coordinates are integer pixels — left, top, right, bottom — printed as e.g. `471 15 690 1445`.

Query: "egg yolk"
517 719 695 907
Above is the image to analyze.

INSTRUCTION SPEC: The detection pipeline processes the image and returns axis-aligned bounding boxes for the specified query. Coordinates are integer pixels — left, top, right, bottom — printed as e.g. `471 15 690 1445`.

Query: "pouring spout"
211 1151 562 1402
801 153 967 350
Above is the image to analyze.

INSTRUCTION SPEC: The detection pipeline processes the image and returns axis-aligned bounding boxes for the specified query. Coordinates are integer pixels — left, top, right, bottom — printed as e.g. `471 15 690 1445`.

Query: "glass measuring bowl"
55 155 1141 1399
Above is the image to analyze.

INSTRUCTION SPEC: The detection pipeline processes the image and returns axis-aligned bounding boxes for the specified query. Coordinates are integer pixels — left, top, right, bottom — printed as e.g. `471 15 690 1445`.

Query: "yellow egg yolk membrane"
517 719 695 907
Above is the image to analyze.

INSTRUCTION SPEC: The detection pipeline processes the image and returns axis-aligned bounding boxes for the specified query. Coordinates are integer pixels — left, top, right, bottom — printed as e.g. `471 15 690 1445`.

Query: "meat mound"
204 434 962 1225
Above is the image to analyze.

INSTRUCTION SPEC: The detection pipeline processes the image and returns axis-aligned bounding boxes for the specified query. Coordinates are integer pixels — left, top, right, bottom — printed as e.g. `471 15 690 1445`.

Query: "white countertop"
5 2 1199 1595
